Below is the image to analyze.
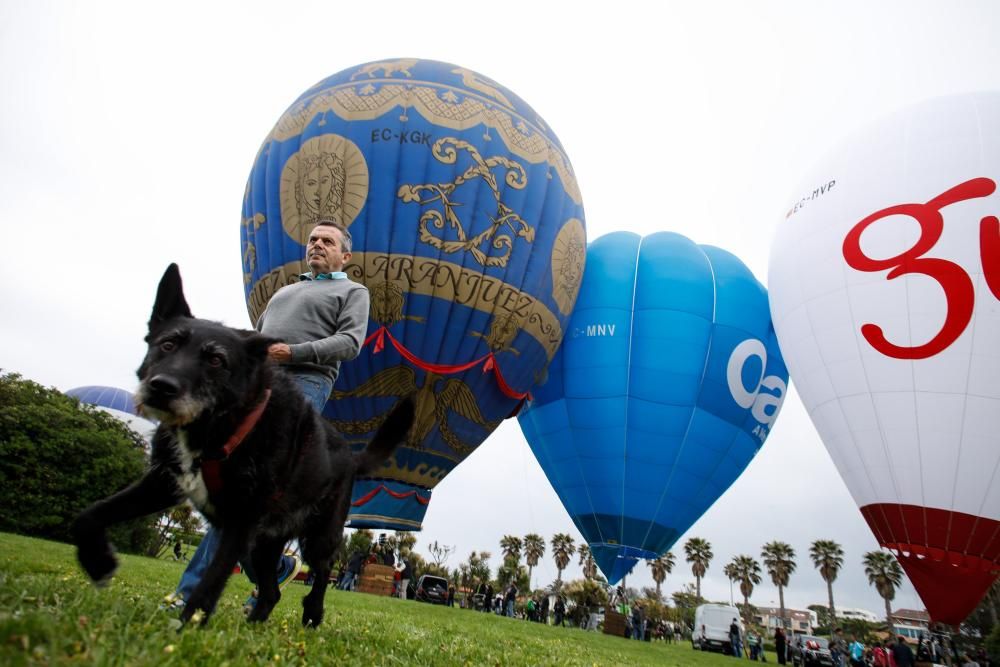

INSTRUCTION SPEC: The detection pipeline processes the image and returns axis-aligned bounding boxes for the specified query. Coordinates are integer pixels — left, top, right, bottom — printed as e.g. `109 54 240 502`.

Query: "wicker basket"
603 610 629 637
356 564 395 596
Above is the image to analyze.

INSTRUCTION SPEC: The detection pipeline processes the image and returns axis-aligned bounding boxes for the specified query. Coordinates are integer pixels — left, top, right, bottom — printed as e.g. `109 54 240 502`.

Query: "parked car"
691 603 743 653
414 575 449 604
789 634 834 667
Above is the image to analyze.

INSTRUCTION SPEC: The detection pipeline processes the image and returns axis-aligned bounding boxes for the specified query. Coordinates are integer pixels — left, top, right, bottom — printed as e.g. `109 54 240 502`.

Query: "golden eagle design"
331 365 500 456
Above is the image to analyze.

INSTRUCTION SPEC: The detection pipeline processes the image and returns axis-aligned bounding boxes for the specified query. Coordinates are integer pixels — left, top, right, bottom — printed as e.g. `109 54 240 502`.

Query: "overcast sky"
3 0 1000 616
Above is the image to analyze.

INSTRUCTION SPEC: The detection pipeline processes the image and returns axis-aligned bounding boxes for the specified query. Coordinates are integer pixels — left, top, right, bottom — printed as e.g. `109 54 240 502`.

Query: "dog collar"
220 388 272 458
200 388 272 495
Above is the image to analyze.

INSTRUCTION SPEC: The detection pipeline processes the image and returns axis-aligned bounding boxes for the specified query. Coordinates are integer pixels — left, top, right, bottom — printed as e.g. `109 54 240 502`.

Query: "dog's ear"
244 334 281 360
148 264 193 331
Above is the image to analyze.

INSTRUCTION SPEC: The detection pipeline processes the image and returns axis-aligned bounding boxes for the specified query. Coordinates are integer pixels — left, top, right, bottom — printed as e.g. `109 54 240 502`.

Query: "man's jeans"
338 571 357 591
174 371 333 600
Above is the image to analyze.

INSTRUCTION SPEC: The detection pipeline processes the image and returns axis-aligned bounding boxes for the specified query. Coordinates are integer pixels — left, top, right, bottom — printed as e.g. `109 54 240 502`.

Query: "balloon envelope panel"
768 92 1000 624
241 59 585 530
66 386 137 415
65 385 157 442
520 231 786 583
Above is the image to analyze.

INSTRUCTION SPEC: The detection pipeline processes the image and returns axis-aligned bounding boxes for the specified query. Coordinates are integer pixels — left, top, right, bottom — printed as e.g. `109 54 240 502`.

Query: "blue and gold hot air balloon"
240 59 586 531
518 232 787 583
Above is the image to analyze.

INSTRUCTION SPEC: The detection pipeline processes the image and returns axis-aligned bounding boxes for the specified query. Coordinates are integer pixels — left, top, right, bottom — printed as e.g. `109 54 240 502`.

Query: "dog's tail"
355 395 416 476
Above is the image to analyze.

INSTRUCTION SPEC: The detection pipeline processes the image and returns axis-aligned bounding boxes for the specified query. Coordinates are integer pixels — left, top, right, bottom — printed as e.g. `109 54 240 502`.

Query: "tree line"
373 529 933 637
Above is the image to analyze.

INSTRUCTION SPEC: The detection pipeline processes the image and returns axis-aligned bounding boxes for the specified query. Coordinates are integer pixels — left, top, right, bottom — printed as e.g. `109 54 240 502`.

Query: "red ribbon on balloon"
362 326 531 401
351 483 431 507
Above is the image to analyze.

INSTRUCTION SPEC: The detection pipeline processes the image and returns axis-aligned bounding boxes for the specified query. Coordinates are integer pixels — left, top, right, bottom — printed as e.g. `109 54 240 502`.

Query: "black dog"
72 264 414 627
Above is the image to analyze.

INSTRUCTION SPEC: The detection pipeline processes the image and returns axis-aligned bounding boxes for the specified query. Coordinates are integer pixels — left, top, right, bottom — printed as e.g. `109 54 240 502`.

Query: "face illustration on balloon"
769 92 1000 625
300 153 345 220
241 59 586 531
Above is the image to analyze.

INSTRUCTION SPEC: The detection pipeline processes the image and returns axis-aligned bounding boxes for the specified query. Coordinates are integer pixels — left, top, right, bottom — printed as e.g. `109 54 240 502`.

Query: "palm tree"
723 562 738 605
551 533 576 587
728 555 762 621
523 533 545 589
578 544 598 580
761 541 797 631
684 537 713 602
499 535 522 567
810 539 844 636
647 552 675 600
863 551 904 635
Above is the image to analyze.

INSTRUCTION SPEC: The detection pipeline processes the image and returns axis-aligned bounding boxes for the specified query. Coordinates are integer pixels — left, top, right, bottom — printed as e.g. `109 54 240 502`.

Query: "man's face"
306 225 351 274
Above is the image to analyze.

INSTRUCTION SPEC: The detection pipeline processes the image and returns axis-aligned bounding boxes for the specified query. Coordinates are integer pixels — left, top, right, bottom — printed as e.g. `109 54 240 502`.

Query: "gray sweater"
256 276 370 384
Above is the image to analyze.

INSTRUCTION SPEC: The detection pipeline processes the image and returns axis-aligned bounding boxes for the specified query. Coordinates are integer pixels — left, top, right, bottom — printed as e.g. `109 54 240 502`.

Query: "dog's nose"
147 375 181 397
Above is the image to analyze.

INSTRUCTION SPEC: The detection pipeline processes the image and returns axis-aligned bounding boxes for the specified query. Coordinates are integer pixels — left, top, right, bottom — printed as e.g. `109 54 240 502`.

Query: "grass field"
0 532 770 666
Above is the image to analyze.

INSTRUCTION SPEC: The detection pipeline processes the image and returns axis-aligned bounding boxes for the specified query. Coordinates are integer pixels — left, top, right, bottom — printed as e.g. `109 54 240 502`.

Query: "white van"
692 604 743 653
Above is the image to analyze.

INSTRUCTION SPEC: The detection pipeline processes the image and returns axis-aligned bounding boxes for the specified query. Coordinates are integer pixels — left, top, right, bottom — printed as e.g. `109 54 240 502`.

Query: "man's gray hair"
314 219 353 253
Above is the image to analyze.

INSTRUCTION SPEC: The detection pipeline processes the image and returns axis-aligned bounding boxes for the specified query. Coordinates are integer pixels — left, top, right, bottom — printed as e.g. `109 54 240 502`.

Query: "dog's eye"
208 354 226 369
160 341 176 352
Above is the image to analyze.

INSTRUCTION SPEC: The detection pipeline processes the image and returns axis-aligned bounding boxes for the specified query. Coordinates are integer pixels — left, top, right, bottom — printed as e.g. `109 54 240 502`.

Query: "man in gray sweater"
162 220 370 614
256 220 370 399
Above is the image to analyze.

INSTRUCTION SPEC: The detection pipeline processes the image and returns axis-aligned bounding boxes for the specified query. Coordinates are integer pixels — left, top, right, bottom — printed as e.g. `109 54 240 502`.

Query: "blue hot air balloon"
518 231 787 583
241 59 586 531
65 385 158 442
66 386 138 415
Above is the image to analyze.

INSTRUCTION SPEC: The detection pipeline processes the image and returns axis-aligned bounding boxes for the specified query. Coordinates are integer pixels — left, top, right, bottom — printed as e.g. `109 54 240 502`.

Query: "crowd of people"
721 623 988 667
458 581 688 642
469 581 553 620
819 626 987 667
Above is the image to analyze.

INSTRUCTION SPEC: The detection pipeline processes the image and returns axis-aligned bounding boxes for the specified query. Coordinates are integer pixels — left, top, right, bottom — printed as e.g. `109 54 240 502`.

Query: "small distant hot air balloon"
65 385 157 441
241 59 586 531
519 231 788 583
769 92 1000 624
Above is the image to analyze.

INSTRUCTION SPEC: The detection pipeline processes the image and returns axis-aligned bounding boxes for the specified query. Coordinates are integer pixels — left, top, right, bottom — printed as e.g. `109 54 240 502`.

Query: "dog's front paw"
179 602 210 627
76 542 118 586
301 597 324 628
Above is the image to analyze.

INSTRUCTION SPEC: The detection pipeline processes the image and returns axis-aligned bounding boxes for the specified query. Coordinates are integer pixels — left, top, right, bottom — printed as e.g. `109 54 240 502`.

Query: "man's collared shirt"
300 271 348 281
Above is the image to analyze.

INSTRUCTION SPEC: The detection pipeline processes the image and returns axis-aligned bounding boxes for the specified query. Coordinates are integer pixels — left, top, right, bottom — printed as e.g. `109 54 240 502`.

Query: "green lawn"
0 532 767 666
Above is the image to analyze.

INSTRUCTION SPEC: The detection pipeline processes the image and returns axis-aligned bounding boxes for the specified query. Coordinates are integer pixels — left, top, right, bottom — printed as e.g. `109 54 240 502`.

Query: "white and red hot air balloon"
769 92 1000 625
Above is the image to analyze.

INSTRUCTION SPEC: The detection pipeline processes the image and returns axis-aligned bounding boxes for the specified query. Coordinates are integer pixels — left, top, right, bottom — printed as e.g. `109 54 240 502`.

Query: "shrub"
0 372 151 551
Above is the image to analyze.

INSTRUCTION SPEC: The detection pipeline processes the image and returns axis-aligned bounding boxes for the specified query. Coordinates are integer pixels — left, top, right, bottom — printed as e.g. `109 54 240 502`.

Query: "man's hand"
267 343 292 362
